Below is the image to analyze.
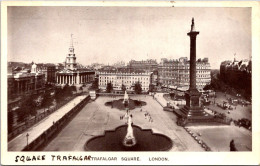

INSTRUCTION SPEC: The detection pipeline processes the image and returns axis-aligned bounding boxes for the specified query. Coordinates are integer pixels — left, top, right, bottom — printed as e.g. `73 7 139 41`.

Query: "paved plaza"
43 95 204 151
9 93 251 152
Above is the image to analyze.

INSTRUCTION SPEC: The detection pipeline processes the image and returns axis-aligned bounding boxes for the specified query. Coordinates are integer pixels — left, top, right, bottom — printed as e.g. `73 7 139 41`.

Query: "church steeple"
70 34 74 48
65 34 77 70
69 34 75 54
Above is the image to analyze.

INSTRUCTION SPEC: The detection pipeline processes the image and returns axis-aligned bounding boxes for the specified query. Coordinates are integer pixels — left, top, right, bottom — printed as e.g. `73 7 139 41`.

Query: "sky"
7 7 251 69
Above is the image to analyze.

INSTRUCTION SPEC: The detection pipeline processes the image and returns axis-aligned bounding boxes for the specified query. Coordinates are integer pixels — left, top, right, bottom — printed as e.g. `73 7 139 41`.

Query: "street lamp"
26 133 29 150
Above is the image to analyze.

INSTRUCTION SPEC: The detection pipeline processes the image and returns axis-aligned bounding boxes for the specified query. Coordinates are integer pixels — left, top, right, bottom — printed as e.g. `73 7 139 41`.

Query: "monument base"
174 89 215 126
179 105 209 118
175 106 214 126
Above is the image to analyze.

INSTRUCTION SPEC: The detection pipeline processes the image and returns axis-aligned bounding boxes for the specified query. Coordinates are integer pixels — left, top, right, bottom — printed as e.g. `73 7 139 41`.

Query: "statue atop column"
190 17 196 32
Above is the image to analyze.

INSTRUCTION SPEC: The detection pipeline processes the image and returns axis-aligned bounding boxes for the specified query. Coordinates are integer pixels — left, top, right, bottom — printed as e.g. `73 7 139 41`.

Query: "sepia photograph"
1 1 260 165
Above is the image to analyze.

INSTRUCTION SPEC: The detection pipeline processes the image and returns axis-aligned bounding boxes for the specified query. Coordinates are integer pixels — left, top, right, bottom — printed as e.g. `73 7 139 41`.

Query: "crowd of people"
144 110 153 123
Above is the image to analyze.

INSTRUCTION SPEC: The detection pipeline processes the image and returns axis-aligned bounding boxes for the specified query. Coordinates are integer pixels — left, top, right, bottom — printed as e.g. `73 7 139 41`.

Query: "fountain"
85 90 173 151
123 113 137 147
123 90 129 104
122 90 136 147
105 90 146 110
85 124 173 151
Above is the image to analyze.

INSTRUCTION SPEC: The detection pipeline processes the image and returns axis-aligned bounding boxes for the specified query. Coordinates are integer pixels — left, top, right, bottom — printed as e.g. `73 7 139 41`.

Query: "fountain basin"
105 99 146 110
85 125 173 151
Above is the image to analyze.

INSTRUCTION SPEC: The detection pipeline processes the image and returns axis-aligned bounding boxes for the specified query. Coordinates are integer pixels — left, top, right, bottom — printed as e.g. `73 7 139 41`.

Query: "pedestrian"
230 139 237 151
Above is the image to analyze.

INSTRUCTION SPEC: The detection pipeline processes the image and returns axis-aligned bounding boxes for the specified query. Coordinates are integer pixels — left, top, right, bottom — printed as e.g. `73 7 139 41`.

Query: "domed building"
56 35 95 86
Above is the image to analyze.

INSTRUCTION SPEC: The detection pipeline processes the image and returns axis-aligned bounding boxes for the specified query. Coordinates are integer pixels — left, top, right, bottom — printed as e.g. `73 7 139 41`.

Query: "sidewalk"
154 93 168 107
8 95 88 151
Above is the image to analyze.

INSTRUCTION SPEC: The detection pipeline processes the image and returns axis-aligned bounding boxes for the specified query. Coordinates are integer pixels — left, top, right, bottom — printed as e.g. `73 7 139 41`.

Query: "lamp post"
26 133 29 150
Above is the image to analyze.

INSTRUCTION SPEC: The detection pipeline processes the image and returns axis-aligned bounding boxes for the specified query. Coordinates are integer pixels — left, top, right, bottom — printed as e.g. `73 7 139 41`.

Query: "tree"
17 95 37 122
169 93 175 99
91 78 99 90
203 84 212 91
41 92 53 108
8 111 14 132
106 82 113 93
121 84 126 92
54 87 65 103
134 82 142 94
63 84 73 96
149 84 155 92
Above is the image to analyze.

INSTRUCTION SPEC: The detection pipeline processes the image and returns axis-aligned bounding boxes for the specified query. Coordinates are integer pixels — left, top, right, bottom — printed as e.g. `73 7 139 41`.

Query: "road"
207 91 252 121
187 125 252 151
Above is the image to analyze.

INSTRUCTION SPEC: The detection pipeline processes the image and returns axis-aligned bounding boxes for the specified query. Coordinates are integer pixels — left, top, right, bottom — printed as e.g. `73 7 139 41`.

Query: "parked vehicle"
238 118 251 129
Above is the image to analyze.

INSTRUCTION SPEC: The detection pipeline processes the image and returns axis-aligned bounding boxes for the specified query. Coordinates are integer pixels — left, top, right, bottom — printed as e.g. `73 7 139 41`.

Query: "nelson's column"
177 18 213 125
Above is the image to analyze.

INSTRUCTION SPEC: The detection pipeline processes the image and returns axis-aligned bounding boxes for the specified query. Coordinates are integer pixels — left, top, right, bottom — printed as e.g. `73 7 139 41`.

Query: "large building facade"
8 63 45 97
41 64 56 84
158 57 211 90
56 35 95 86
220 58 251 97
127 59 158 72
33 63 56 84
98 70 152 92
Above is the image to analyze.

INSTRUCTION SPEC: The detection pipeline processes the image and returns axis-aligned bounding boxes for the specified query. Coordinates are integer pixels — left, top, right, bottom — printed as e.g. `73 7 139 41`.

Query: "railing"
97 92 148 96
185 116 232 125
